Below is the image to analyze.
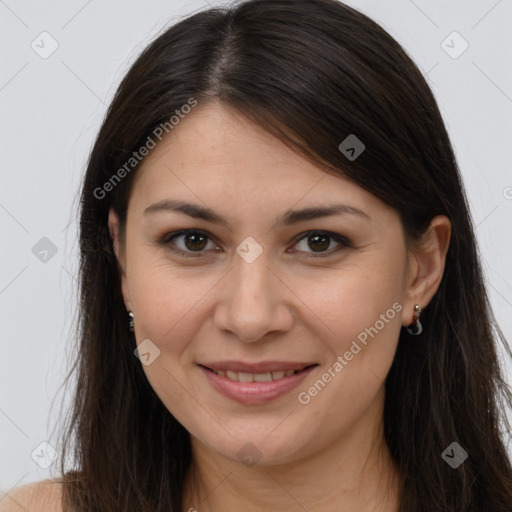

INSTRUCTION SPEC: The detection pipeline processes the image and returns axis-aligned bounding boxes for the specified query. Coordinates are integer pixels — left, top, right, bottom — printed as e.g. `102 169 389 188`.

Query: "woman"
5 0 512 510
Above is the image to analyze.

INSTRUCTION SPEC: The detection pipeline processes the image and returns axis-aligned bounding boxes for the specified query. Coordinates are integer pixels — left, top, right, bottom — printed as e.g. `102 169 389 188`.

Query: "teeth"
254 372 272 382
213 369 300 382
238 372 253 383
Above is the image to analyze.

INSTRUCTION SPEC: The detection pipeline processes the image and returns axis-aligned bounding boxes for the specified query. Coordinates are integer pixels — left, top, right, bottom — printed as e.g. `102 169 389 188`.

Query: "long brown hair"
56 0 512 510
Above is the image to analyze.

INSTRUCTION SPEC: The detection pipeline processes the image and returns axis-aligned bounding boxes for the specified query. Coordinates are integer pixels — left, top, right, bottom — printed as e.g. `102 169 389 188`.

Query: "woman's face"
110 101 419 466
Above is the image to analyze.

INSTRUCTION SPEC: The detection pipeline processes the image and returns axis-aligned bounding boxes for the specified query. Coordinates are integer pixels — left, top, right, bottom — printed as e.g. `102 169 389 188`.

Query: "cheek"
294 262 404 412
292 260 404 349
291 256 405 410
126 251 223 355
126 253 182 341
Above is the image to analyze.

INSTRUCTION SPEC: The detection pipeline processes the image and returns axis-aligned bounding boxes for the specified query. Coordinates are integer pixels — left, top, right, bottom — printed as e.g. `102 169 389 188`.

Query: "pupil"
185 233 207 251
309 234 329 252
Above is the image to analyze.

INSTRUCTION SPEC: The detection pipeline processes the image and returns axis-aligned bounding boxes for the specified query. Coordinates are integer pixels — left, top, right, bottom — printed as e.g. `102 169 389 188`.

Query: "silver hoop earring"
406 304 423 335
128 311 134 332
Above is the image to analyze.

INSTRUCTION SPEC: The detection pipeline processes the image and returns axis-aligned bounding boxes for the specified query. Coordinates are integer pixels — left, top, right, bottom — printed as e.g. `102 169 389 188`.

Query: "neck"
182 389 400 512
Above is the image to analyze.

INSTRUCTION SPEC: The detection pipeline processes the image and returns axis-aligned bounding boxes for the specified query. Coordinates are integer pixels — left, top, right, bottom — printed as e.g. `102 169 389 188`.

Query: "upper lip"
199 361 317 373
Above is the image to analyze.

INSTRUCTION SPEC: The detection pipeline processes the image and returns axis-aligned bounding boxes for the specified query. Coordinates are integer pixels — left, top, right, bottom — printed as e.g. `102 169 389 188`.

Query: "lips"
198 361 318 404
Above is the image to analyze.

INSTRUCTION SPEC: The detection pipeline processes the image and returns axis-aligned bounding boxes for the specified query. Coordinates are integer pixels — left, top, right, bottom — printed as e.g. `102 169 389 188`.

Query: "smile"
211 369 298 382
198 362 318 404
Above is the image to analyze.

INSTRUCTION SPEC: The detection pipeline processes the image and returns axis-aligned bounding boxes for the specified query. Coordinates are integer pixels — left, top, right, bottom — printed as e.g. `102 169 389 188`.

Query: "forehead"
134 101 325 187
129 102 390 223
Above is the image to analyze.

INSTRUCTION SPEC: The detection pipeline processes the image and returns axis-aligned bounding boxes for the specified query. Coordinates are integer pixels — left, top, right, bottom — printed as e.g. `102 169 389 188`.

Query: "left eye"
160 230 351 258
291 231 352 257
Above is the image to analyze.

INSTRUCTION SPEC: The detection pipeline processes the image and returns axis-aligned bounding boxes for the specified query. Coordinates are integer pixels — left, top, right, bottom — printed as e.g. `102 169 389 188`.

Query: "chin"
193 423 318 468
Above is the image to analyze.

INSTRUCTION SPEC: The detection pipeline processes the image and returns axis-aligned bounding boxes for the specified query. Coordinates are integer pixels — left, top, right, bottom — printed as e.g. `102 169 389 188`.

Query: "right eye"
159 229 220 258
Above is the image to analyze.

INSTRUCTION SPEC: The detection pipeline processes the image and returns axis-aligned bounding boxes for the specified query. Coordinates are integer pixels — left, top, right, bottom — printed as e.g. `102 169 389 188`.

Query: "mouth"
200 366 313 382
197 362 319 404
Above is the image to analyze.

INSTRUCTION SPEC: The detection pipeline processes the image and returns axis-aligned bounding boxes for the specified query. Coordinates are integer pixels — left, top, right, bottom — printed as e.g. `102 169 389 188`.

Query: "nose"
213 249 294 343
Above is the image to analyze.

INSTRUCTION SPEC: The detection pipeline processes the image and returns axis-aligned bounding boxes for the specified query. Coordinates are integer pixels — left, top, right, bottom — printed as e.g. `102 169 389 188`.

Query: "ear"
108 207 132 311
401 215 451 327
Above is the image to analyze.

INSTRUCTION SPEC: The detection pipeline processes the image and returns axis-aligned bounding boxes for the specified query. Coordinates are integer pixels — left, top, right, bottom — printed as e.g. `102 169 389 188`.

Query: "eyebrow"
143 199 370 226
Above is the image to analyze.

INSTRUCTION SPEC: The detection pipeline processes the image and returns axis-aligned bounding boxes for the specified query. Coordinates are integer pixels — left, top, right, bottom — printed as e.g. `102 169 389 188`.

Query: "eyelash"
158 229 353 259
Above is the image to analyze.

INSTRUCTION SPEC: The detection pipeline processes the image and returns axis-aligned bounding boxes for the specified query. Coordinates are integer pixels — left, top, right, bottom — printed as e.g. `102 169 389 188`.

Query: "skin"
109 101 451 512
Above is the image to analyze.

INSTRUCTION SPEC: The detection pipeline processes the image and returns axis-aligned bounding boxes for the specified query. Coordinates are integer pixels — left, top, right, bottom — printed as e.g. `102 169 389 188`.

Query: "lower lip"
198 365 317 405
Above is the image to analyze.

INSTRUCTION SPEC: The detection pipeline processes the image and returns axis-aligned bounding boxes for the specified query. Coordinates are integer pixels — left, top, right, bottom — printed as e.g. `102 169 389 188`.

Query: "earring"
406 304 423 335
128 311 134 332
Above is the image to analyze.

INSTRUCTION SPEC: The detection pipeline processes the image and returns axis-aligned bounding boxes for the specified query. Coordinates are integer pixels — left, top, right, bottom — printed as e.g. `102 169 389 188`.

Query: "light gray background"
1 0 511 492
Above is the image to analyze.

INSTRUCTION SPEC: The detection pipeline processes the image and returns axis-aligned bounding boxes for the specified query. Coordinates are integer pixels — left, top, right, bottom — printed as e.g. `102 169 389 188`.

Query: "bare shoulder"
0 479 63 512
